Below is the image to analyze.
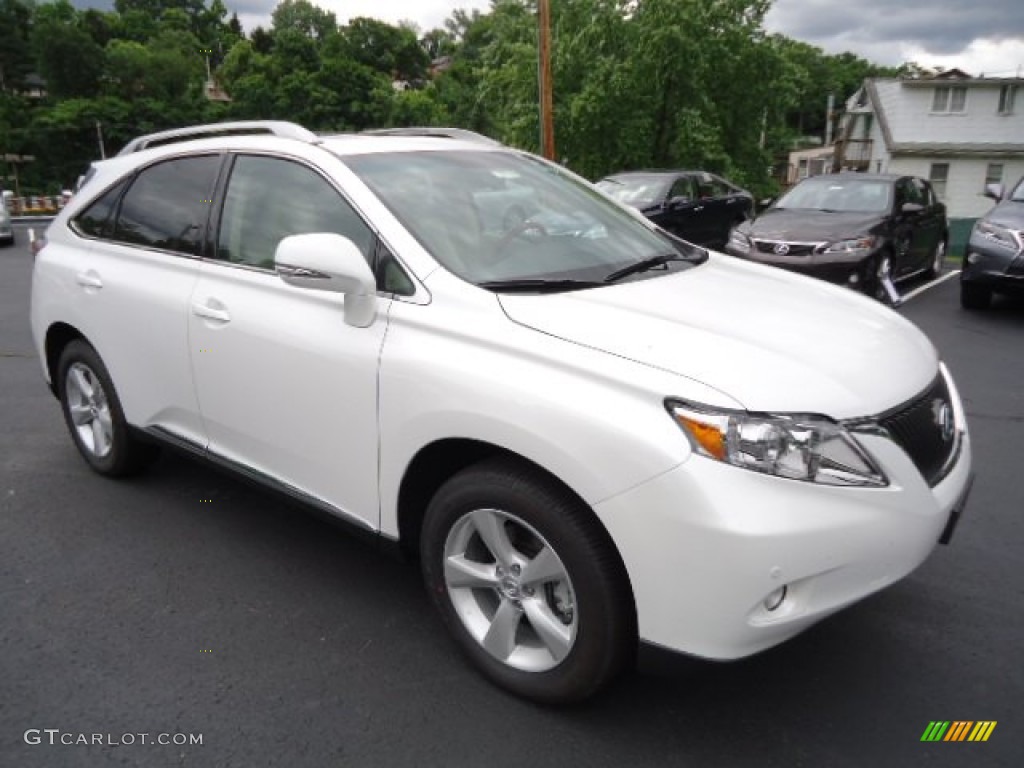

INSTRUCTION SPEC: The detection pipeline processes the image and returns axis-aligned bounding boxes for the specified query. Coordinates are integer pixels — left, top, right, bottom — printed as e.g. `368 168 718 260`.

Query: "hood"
744 208 886 243
985 199 1024 230
498 254 937 419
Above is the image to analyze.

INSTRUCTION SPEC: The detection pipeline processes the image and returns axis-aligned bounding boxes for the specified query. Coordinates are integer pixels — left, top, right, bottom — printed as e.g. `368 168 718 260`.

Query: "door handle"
75 271 103 290
191 301 231 323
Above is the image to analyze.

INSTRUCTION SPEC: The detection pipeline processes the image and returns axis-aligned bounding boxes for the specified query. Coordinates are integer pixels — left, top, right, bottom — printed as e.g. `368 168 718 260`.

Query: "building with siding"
834 71 1024 251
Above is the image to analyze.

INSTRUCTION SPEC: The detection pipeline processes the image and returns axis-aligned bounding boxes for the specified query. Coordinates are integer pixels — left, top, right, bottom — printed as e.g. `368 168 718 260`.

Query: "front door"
188 153 388 529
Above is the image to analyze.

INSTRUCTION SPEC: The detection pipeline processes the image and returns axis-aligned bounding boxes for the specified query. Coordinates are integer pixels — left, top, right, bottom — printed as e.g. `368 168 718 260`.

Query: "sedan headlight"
823 236 876 257
728 229 751 254
973 220 1023 253
667 400 887 487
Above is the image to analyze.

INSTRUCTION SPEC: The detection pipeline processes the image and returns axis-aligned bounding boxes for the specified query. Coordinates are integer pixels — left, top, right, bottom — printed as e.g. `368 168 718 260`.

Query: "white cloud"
236 0 493 34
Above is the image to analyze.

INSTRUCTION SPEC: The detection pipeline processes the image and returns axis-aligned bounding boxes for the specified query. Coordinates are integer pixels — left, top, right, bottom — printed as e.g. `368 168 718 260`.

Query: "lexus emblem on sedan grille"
773 243 790 255
932 399 955 442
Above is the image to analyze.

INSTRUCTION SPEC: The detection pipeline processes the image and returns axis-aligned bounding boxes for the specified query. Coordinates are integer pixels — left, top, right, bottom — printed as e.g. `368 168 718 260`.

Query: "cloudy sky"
76 0 1024 76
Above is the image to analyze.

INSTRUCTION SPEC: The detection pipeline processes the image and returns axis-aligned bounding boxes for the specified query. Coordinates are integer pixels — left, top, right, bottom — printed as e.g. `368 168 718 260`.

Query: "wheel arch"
396 438 636 620
44 322 90 397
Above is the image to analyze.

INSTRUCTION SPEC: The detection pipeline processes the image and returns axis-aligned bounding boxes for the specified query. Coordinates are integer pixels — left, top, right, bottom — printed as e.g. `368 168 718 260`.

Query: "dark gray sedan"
961 177 1024 309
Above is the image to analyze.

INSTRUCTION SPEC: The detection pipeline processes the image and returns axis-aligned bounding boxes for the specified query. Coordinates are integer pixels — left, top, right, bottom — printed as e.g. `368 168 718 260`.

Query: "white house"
835 71 1024 231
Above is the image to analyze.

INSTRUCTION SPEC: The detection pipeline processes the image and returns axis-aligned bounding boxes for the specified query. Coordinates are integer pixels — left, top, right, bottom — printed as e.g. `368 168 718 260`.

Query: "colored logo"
921 721 996 742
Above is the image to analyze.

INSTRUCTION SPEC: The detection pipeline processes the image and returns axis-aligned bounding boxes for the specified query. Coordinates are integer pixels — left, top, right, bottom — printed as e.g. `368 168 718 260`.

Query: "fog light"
763 585 787 612
848 273 860 285
967 252 981 264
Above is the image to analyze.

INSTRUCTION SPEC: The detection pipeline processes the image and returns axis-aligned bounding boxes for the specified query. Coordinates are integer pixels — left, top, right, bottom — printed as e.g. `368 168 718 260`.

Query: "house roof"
863 78 1024 156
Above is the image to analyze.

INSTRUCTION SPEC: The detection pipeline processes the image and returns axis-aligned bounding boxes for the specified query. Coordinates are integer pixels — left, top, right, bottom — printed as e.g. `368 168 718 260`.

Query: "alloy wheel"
442 507 577 672
65 362 114 458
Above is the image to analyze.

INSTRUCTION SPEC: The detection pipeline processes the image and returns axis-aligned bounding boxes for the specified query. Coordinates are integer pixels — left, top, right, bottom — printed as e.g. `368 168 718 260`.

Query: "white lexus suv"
30 121 973 703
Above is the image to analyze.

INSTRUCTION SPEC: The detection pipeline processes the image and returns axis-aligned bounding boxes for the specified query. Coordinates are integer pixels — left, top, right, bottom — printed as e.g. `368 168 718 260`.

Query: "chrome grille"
876 375 958 487
752 240 822 257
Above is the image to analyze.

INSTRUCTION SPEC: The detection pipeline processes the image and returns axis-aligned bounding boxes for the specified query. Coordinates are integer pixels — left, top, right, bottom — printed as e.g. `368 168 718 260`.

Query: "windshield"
1010 178 1024 202
344 151 697 286
595 175 671 207
775 177 892 214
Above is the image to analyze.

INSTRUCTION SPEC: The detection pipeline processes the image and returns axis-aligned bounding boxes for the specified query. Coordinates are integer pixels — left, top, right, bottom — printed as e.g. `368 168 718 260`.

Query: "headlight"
728 229 751 254
667 400 887 487
973 220 1023 252
823 236 876 257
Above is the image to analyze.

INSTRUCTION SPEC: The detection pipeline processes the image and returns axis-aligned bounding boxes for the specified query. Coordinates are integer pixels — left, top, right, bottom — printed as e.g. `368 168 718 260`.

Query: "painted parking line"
900 269 961 303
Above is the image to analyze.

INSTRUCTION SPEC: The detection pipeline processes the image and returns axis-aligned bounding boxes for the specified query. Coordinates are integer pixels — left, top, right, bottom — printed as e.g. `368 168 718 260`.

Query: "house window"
932 86 967 113
929 163 949 200
984 163 1003 191
998 84 1016 115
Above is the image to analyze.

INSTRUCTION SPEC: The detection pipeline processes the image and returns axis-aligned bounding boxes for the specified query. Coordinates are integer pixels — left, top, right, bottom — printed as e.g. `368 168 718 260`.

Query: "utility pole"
96 121 106 160
537 0 555 160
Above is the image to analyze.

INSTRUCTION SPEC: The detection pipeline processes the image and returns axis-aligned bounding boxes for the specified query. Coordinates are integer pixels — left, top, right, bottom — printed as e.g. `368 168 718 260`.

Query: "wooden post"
538 0 555 160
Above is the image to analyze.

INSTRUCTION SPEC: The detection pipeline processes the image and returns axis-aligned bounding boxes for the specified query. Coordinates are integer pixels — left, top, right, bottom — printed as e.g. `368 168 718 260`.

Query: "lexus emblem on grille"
773 242 790 255
932 399 955 442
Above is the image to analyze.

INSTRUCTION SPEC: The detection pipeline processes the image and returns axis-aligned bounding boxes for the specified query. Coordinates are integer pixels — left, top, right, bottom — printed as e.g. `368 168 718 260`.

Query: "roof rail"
117 121 318 156
359 127 502 146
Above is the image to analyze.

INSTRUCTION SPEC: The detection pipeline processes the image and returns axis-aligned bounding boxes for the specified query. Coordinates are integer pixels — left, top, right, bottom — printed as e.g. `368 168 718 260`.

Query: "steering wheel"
494 220 548 262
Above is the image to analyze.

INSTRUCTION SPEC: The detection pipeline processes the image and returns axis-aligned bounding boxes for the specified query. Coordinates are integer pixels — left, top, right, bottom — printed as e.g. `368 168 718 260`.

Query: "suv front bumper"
594 422 973 660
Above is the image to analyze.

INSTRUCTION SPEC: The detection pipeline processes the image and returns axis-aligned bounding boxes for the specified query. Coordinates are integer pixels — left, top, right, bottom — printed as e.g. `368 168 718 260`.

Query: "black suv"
961 177 1024 309
726 174 948 302
596 170 752 249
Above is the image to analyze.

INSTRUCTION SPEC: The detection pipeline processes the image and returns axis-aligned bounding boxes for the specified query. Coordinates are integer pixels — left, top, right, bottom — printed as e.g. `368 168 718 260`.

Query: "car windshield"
1010 178 1024 202
775 178 892 214
595 175 671 207
344 151 698 286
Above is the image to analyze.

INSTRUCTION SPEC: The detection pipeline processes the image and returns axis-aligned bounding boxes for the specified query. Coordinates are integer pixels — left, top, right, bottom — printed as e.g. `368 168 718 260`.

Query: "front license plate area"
939 473 974 546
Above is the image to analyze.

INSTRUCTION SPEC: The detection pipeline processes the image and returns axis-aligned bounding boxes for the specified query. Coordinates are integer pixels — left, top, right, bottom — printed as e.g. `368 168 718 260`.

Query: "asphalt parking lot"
2 221 1021 767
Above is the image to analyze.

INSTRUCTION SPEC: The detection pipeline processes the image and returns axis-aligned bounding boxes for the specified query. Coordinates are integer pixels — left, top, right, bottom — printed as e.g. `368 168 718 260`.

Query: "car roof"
604 170 711 178
798 173 906 183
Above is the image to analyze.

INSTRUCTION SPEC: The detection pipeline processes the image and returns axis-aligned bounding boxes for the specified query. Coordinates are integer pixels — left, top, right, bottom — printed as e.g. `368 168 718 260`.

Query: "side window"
112 155 220 254
912 178 931 206
216 155 373 271
669 177 694 201
72 179 129 238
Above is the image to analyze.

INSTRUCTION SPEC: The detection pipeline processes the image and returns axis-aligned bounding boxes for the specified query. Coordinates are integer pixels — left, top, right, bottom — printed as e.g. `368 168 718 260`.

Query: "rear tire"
57 340 159 476
960 282 992 310
421 457 634 704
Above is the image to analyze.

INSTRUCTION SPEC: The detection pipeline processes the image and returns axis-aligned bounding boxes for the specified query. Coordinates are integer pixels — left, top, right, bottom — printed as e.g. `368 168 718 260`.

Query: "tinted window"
113 156 220 254
216 155 373 271
73 179 128 238
669 177 695 200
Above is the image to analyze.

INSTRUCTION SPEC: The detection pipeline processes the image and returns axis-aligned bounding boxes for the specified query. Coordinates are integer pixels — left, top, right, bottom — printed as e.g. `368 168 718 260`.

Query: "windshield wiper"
478 278 602 293
603 253 689 283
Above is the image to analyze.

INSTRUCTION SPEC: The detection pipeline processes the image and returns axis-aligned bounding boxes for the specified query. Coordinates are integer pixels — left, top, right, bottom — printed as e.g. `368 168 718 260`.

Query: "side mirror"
667 195 691 209
274 233 377 328
983 183 1004 201
900 202 924 214
757 197 775 212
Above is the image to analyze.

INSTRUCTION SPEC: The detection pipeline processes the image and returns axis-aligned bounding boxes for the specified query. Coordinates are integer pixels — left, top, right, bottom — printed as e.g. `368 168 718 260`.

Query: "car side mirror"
274 233 378 328
757 197 775 212
668 195 691 209
900 202 924 214
983 183 1004 201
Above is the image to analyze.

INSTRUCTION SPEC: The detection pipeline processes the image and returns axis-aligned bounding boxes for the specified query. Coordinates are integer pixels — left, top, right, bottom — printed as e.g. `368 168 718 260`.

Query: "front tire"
421 458 634 703
57 340 159 476
925 239 946 278
960 282 992 310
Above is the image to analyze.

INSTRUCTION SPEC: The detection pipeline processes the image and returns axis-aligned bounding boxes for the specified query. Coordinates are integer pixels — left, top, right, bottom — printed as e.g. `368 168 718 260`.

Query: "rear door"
62 154 222 446
187 152 388 530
